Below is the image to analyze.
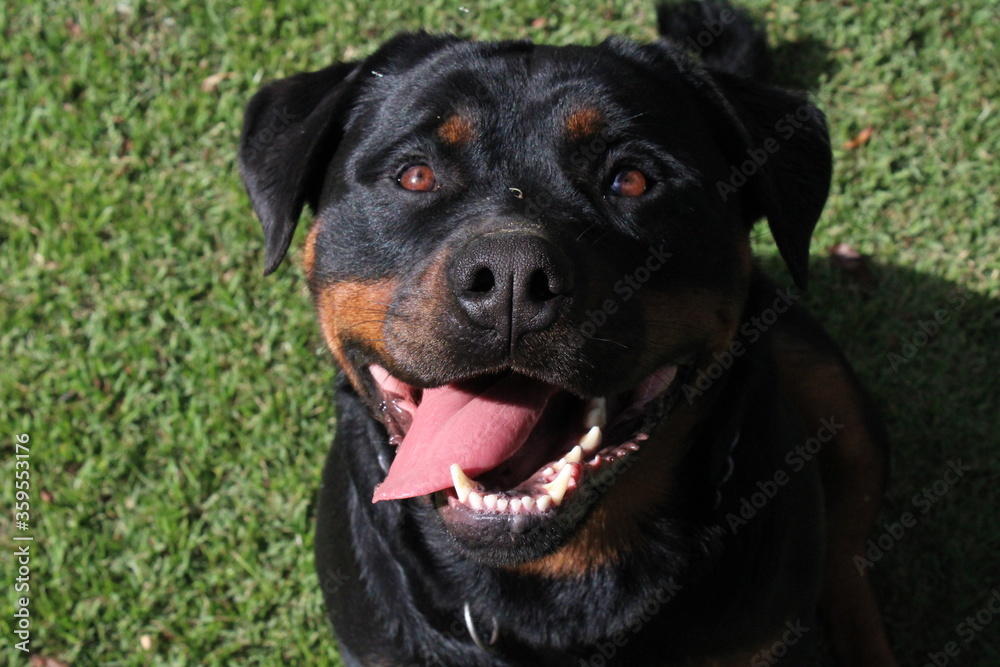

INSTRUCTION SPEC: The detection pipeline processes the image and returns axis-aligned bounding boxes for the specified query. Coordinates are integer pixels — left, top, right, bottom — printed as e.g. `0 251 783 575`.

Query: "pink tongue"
372 373 560 502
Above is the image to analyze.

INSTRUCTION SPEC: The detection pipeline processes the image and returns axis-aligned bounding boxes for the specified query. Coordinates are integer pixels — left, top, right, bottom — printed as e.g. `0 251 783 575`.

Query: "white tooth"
468 491 483 510
543 466 555 477
484 494 498 510
584 397 607 429
553 460 565 472
497 497 508 511
580 425 603 454
541 464 573 505
521 496 535 510
450 464 474 504
536 495 552 511
509 498 522 512
564 445 583 464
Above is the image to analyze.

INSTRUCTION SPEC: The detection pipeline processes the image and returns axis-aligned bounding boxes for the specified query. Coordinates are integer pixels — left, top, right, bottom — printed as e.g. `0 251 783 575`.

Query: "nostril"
468 266 496 294
527 268 557 302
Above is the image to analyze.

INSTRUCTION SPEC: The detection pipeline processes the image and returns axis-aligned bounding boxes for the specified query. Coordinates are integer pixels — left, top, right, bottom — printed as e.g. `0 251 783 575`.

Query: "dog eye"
610 169 647 197
398 165 438 192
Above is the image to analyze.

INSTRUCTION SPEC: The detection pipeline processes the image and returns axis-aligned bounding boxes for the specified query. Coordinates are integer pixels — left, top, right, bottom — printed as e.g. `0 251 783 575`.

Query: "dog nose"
449 232 574 346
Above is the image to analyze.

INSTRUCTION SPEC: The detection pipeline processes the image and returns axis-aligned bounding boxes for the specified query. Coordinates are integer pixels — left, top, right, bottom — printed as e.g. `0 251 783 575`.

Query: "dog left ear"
239 61 362 275
704 72 833 289
240 32 464 275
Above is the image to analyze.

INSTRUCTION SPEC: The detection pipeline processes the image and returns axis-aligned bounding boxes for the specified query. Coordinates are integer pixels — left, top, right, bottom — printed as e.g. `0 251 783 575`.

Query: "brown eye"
398 165 438 192
611 169 647 197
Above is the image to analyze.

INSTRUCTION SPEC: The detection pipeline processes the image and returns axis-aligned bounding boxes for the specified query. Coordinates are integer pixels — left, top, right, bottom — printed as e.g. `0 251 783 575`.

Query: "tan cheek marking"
380 253 460 369
315 280 396 390
436 113 475 146
565 107 605 142
303 222 320 280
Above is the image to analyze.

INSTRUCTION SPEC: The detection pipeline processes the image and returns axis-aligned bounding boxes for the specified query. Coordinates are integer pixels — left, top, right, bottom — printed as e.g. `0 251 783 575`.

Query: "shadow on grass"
758 254 1000 666
768 36 840 91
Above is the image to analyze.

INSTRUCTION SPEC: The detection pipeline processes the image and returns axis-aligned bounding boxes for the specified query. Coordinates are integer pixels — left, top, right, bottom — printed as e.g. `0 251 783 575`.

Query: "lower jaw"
433 445 644 565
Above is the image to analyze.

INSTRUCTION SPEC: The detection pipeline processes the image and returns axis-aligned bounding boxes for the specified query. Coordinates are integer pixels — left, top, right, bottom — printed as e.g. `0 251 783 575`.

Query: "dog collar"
713 431 740 509
463 601 499 652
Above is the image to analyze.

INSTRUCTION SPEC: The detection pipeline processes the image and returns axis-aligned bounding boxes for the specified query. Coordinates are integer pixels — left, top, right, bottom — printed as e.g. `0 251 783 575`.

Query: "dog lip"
430 362 688 563
433 363 680 518
368 360 681 503
438 431 646 515
368 360 686 511
367 364 571 446
370 369 564 502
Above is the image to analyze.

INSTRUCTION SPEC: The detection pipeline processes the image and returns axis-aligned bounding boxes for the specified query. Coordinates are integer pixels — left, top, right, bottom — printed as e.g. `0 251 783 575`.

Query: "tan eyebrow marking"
436 113 476 146
565 107 606 141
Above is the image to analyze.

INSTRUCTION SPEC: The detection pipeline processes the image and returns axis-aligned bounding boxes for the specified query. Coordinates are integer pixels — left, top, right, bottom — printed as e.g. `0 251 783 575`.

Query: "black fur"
239 3 884 665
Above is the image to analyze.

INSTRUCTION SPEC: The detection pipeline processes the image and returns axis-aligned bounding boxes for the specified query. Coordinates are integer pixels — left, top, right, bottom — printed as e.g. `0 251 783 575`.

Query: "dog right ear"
239 61 361 275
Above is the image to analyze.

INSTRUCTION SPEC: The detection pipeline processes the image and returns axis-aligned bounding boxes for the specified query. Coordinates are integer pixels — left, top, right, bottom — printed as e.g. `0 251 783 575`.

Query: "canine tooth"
484 494 498 510
580 426 603 454
497 497 509 511
536 495 552 511
521 496 535 510
564 445 583 464
450 464 474 504
509 498 522 512
541 464 573 505
584 397 607 429
468 491 483 510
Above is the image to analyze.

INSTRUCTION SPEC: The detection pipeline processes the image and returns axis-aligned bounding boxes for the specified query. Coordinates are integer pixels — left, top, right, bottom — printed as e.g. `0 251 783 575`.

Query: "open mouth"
368 363 687 523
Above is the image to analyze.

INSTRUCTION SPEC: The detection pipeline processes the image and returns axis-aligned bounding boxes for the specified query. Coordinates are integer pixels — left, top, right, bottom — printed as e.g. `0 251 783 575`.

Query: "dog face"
240 33 831 567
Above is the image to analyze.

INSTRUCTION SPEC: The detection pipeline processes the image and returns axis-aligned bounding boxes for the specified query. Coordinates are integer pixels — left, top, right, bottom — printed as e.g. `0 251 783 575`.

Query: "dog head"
240 30 831 568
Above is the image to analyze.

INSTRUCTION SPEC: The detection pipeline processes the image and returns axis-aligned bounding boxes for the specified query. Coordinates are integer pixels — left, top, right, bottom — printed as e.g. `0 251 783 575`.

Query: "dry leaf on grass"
201 72 234 93
843 127 873 150
30 656 70 667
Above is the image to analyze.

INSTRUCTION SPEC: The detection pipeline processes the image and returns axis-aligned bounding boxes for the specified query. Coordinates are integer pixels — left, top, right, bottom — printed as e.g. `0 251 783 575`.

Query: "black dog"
240 2 896 664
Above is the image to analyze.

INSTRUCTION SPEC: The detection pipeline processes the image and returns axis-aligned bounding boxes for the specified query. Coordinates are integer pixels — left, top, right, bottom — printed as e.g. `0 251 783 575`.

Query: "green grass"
1 0 997 664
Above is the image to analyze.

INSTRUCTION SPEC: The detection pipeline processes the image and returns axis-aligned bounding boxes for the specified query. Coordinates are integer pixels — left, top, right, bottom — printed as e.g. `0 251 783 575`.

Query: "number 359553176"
15 433 31 524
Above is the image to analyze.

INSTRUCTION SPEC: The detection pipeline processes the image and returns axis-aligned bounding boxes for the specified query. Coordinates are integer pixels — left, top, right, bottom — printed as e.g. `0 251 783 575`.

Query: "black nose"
449 232 574 348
